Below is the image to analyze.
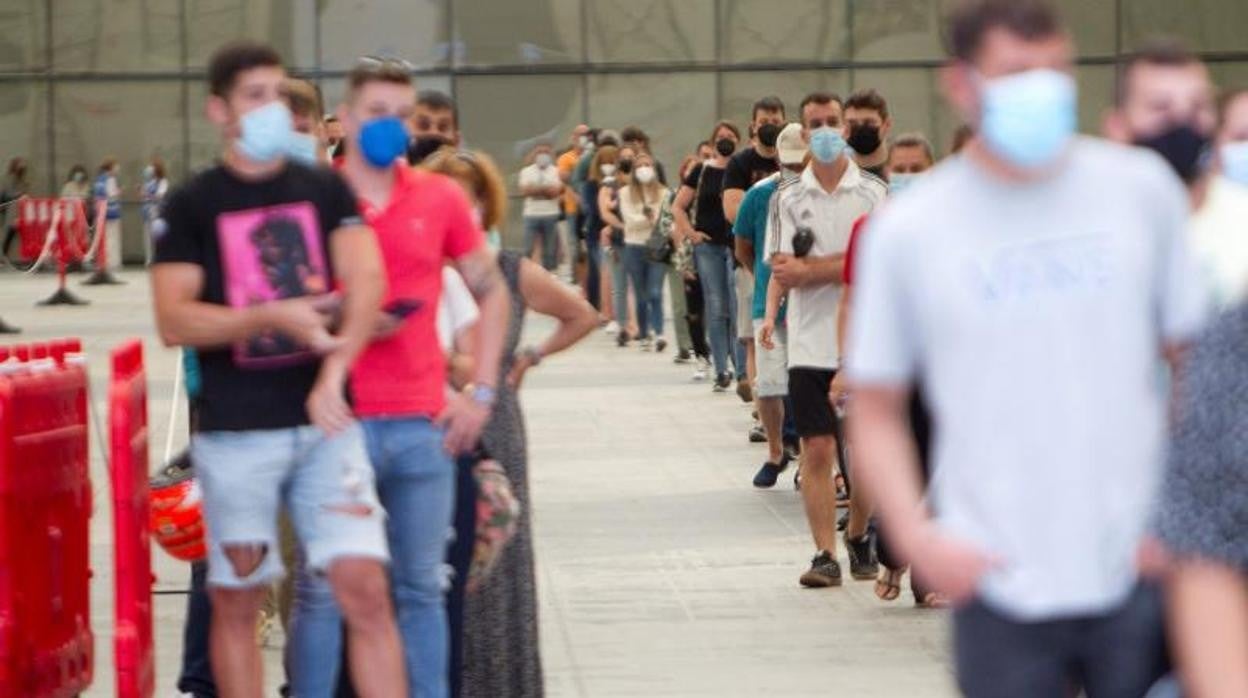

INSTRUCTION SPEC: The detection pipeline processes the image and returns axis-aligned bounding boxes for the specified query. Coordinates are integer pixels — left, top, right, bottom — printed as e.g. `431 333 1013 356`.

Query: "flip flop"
875 567 904 602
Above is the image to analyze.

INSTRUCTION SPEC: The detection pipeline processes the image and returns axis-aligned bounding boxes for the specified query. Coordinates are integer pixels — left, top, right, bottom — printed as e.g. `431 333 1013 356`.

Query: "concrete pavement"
0 268 954 697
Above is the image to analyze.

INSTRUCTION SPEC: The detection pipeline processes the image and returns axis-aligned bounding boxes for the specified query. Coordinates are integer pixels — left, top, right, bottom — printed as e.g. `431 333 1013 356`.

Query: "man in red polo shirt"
289 57 510 697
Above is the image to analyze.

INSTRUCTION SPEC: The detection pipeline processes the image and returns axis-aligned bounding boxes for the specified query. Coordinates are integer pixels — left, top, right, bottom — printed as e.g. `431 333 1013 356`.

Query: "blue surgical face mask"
236 101 294 164
358 116 409 169
287 132 321 167
809 127 847 163
890 172 919 193
1221 141 1248 187
978 68 1077 169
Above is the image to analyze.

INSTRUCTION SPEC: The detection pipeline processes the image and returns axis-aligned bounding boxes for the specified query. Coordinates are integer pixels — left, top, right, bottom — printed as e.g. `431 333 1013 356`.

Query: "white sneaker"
639 336 652 351
691 359 711 382
604 320 620 335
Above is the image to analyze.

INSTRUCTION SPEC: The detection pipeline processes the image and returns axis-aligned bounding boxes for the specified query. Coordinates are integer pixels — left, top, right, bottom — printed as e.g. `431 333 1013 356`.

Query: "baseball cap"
776 123 807 165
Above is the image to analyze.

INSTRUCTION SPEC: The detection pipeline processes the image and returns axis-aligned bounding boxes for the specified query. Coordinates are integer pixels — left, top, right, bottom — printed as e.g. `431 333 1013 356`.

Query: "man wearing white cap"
733 121 807 489
759 91 887 588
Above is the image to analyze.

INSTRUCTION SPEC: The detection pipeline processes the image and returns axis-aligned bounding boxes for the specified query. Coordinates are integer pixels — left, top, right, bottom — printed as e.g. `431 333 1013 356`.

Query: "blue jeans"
583 219 601 310
621 244 665 338
607 242 628 327
522 215 560 271
291 419 455 698
693 243 745 378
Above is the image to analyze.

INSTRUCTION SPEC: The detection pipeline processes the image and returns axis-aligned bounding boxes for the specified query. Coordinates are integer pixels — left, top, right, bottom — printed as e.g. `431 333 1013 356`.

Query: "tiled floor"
1 269 954 697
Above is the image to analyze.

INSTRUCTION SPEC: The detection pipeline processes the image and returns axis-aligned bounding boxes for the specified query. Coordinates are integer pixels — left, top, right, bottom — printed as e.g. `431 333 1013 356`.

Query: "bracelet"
469 383 497 407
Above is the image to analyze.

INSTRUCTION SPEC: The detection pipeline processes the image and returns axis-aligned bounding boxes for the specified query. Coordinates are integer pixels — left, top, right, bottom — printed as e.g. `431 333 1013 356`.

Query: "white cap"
776 123 807 165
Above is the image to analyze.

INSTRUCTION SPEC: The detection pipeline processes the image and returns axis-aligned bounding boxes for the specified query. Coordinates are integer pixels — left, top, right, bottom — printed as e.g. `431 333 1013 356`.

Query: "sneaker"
639 336 652 351
752 460 788 488
748 424 766 443
799 551 843 588
713 373 732 392
673 349 692 364
844 532 879 581
736 380 753 403
604 320 620 335
654 337 668 353
617 330 629 348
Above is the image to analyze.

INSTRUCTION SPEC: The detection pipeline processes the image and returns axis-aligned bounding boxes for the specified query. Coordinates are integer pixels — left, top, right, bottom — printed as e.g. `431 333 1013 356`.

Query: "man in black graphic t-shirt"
150 40 404 696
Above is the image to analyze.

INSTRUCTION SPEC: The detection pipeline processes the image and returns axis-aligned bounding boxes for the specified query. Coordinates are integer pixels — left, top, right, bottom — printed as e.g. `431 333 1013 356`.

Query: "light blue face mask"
979 68 1077 169
809 127 847 163
890 172 919 193
1221 141 1248 187
286 132 321 166
236 101 294 164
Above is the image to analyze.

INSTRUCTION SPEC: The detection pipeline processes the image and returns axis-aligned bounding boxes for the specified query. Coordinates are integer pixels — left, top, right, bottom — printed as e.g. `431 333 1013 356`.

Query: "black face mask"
617 159 635 175
406 135 450 166
715 138 736 157
1134 124 1211 182
757 123 781 149
848 125 882 155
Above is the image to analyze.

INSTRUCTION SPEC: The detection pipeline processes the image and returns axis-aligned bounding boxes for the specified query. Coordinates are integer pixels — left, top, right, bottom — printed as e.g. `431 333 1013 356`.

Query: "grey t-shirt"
847 137 1209 620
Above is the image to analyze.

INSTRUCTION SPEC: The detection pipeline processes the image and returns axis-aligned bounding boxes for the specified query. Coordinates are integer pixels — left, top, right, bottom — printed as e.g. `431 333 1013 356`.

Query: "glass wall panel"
52 0 181 73
588 72 715 181
720 70 851 127
456 74 583 181
852 68 957 156
719 0 848 65
1075 65 1116 135
0 1 48 72
186 0 316 70
319 74 453 117
1122 0 1248 53
452 0 581 67
852 0 956 63
319 0 449 70
586 0 715 64
0 82 50 192
1059 0 1117 57
1210 62 1248 91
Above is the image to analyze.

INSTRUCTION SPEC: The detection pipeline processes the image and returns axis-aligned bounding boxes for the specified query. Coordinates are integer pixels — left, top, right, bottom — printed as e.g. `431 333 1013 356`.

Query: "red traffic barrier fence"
15 199 89 267
0 338 94 697
108 340 154 698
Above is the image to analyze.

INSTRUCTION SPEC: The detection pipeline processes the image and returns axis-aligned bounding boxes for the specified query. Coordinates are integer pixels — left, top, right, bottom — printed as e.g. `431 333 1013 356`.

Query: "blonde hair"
626 151 664 206
423 149 508 233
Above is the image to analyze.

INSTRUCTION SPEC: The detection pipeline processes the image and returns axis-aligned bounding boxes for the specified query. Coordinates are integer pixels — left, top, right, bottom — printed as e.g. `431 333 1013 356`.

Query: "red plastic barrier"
15 199 88 265
108 340 154 698
0 339 94 697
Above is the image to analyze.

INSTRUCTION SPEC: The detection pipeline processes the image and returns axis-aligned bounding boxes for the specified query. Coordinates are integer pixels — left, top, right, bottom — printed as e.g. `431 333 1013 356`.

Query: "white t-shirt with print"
847 137 1210 620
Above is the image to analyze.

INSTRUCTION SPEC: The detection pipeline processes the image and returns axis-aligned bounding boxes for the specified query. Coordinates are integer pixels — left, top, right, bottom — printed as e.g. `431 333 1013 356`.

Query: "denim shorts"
192 424 389 589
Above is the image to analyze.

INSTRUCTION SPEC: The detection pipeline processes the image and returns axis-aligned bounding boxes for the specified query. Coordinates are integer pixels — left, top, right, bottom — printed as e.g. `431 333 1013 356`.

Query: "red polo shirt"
350 164 485 418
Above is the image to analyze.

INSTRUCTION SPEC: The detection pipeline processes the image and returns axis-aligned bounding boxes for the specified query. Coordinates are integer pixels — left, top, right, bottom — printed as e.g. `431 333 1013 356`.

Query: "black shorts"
788 367 838 438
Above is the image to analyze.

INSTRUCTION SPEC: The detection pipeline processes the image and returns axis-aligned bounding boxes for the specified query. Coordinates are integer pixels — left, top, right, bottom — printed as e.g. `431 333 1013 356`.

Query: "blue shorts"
192 424 389 589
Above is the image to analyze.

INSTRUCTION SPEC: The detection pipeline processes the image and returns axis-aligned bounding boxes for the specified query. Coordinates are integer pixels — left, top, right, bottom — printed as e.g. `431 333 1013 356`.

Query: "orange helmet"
149 450 206 562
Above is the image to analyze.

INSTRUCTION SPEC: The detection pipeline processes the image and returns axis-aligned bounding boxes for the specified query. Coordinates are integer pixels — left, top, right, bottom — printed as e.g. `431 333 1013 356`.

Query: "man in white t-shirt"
845 2 1208 695
758 94 886 589
518 143 563 272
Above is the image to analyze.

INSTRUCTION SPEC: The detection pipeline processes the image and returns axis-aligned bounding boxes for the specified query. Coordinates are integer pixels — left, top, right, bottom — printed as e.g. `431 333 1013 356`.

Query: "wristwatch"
469 383 497 408
520 346 544 367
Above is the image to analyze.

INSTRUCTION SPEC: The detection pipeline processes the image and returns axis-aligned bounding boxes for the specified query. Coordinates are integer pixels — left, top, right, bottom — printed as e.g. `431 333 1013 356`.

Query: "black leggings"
683 275 711 360
875 390 932 573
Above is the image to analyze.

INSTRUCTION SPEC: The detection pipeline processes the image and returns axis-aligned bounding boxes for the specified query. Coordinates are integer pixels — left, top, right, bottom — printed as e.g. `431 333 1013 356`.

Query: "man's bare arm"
455 247 510 390
1168 559 1248 698
734 237 754 273
723 188 745 225
322 224 386 373
151 263 307 348
771 253 846 290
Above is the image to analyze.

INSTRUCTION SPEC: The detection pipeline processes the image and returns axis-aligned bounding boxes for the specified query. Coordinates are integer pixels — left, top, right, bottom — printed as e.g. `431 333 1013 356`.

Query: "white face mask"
535 153 553 168
635 166 656 184
600 163 617 177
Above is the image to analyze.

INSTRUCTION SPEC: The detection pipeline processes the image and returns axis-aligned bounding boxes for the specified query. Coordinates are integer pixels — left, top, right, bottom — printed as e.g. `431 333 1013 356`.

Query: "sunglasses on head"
355 55 415 73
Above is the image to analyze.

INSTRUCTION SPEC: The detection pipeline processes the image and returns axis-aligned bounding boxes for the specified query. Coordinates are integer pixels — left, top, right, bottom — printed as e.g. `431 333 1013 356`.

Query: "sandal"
916 591 951 609
875 567 905 602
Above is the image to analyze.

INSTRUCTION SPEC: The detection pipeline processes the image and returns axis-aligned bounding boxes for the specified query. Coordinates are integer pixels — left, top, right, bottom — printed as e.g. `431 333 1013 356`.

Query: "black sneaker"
748 424 766 443
654 337 668 353
799 551 842 588
713 373 732 392
673 349 692 364
752 460 787 488
844 532 879 581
